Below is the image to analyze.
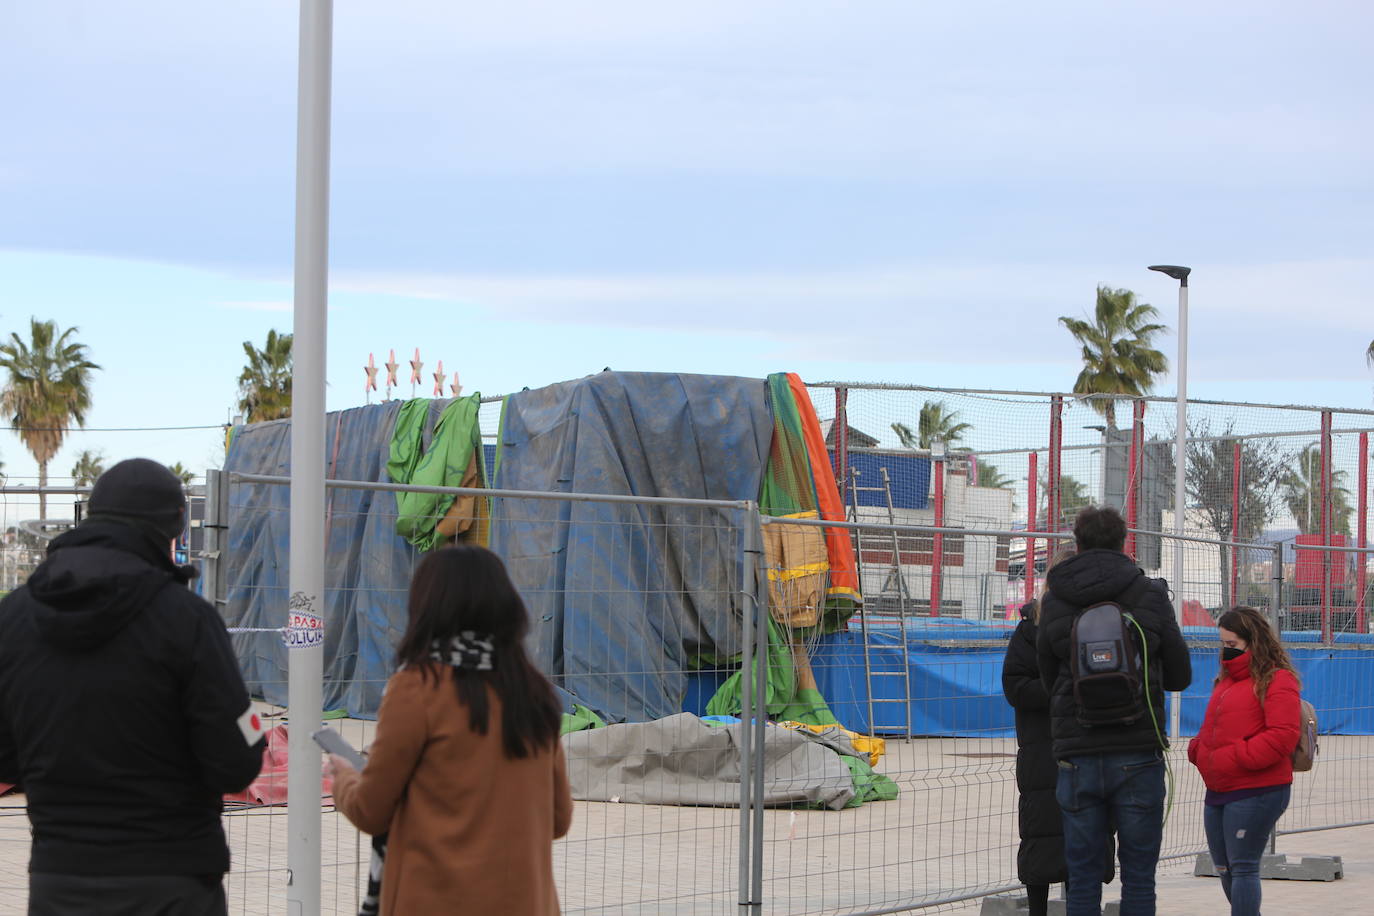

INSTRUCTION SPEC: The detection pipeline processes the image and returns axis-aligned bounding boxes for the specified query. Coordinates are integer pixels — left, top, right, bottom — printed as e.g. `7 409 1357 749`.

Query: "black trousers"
29 873 227 916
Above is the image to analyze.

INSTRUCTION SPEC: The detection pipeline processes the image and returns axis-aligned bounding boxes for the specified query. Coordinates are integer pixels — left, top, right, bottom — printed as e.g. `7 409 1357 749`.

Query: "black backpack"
1069 576 1153 728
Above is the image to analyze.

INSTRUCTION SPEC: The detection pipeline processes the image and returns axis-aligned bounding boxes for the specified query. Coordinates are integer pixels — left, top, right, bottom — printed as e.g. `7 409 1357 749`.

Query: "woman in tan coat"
330 545 573 915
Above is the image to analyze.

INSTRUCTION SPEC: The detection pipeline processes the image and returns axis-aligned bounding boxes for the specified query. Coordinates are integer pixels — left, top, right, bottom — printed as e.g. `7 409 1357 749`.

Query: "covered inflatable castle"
223 370 895 808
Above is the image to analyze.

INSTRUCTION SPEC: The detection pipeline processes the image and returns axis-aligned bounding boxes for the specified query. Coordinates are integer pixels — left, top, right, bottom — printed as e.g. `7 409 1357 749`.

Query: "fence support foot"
1194 852 1343 882
980 894 1120 915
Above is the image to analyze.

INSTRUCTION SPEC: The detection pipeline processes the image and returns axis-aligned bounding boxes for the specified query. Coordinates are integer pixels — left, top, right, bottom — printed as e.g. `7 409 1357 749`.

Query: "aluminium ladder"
849 466 914 737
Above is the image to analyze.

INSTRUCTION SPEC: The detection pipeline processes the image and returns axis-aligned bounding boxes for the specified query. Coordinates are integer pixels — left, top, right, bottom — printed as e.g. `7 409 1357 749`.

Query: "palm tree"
976 460 1012 489
0 318 100 519
1039 473 1092 528
237 330 293 423
1366 339 1374 368
1281 444 1353 536
167 462 196 485
71 449 106 487
891 400 973 449
1060 286 1170 427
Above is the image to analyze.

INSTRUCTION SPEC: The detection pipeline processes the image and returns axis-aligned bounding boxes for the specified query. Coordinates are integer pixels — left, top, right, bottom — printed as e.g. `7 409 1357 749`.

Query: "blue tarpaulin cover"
222 400 453 717
490 371 773 723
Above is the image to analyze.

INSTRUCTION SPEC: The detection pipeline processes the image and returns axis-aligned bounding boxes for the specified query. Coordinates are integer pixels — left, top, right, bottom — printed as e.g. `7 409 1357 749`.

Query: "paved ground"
0 728 1368 914
1151 828 1374 916
965 824 1374 915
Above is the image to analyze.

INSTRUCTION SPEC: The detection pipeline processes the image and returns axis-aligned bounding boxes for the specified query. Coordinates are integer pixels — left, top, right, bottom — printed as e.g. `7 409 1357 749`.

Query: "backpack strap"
1117 573 1153 611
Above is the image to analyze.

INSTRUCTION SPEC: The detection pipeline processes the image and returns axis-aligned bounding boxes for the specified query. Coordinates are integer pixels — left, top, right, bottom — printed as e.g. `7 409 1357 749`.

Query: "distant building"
819 419 878 450
833 433 1016 620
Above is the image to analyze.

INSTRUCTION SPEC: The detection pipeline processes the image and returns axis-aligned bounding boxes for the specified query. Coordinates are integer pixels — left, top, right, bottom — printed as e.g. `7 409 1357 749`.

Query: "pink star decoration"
364 353 378 392
385 349 399 388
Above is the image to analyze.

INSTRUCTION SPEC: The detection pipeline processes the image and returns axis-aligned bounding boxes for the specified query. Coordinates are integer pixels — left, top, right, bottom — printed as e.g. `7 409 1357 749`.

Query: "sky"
1 1 1372 513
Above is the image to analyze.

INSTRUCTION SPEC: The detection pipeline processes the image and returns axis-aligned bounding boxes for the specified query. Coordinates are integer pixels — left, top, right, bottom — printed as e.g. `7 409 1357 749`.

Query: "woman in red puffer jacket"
1187 605 1301 916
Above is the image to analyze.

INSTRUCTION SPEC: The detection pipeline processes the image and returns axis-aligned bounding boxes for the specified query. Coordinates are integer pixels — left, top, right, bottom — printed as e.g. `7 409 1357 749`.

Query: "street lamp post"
1149 265 1190 740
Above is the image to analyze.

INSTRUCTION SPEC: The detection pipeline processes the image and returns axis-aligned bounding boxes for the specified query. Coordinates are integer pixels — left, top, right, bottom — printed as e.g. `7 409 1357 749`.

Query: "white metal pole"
1170 278 1188 741
287 2 333 914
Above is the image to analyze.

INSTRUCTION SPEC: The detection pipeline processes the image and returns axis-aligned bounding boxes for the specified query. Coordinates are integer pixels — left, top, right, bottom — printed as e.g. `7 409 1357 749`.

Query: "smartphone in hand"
311 726 365 770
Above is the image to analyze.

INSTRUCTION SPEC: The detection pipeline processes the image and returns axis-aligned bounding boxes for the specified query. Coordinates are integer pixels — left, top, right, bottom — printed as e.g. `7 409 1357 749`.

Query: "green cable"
1127 614 1175 826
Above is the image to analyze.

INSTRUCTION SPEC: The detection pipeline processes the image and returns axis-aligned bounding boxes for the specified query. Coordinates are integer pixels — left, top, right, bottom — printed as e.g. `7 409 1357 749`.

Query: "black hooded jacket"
1002 601 1067 885
0 520 265 876
1035 548 1192 759
1003 601 1115 886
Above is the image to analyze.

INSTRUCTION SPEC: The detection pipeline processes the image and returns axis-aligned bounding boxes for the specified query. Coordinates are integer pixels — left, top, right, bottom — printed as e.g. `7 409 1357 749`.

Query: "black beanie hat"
88 458 187 541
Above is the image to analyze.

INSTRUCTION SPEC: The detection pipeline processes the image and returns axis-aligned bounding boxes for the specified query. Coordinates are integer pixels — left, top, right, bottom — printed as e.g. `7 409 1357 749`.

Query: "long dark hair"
395 545 561 759
1032 545 1077 623
1216 605 1300 700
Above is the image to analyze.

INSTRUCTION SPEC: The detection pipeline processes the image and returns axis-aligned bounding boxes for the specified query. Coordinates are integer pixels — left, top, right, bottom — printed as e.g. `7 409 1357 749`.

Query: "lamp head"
1148 264 1192 285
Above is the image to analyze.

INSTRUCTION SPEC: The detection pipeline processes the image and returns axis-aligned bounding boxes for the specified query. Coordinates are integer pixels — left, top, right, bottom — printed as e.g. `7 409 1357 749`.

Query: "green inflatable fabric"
387 394 486 552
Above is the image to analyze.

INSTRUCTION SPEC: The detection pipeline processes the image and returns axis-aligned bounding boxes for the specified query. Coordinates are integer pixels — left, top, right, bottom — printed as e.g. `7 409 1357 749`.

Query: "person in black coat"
1003 547 1113 916
0 459 266 915
1035 506 1191 916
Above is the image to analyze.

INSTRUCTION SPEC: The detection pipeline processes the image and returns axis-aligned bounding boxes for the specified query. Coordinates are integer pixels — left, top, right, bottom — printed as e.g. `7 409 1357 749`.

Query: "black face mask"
1222 647 1245 661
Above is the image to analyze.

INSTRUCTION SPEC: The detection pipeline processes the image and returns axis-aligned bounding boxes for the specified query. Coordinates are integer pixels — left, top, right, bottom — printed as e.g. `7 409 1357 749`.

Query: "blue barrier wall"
685 621 1374 736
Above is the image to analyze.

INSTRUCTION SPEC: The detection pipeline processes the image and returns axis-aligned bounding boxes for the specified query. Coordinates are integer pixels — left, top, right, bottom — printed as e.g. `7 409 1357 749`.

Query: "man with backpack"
1037 505 1192 916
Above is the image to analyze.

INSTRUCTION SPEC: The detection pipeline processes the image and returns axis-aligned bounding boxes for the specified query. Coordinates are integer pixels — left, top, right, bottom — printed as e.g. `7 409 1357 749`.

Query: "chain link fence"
0 384 1371 913
809 384 1374 636
203 476 1370 914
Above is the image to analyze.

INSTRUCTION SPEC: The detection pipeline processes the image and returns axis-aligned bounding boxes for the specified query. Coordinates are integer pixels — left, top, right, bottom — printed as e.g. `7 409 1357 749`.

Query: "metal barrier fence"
216 473 758 915
1276 543 1374 847
0 471 1369 913
199 473 1374 915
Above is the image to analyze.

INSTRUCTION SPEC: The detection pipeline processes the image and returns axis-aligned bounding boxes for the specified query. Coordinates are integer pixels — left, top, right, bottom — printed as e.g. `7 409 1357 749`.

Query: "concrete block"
980 893 1121 915
1260 853 1344 881
1194 852 1343 882
979 894 1027 915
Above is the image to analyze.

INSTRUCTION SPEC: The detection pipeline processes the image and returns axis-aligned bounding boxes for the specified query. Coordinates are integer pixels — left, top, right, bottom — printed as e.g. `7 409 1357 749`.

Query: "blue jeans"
1203 785 1291 916
1056 750 1166 916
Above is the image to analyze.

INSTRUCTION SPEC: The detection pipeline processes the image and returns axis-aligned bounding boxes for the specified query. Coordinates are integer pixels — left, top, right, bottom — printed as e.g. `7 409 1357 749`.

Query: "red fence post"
834 386 849 508
1048 395 1063 531
1126 400 1144 559
829 384 840 486
931 457 945 617
1026 452 1038 605
1320 411 1333 643
1359 431 1369 634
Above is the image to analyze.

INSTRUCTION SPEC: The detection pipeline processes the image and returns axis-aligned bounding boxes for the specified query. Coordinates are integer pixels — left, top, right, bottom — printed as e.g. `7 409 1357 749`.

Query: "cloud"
219 300 291 312
335 257 1374 381
1186 259 1374 326
219 300 349 314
